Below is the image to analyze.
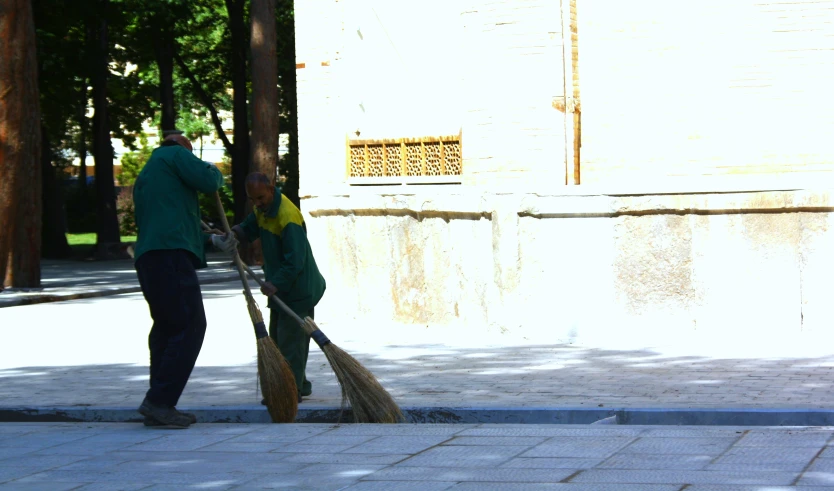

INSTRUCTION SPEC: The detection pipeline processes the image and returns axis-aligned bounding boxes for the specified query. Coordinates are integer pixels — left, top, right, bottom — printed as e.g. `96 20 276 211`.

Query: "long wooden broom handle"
212 193 267 337
202 214 312 334
239 263 330 347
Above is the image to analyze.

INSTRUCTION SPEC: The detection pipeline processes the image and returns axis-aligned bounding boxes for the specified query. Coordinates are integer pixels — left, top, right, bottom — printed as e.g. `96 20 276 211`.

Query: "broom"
211 193 298 423
238 262 405 424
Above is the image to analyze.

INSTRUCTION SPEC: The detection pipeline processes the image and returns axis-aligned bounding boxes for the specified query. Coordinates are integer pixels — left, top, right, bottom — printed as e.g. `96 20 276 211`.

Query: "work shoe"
176 410 198 424
143 411 196 427
138 398 191 428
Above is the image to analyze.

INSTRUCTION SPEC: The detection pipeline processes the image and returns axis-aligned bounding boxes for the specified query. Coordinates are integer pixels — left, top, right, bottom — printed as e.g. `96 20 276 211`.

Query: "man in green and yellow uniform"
133 134 238 428
231 172 326 403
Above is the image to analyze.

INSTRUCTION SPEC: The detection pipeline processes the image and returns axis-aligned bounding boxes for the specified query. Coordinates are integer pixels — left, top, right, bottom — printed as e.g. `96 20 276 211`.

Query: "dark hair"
160 140 181 147
245 172 272 186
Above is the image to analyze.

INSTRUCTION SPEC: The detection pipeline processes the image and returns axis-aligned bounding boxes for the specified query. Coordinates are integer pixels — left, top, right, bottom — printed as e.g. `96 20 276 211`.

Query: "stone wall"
577 0 834 183
295 0 834 190
303 187 834 346
294 0 568 192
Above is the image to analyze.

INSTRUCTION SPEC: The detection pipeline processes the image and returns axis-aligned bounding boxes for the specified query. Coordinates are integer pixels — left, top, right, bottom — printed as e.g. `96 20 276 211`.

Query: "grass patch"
66 233 137 246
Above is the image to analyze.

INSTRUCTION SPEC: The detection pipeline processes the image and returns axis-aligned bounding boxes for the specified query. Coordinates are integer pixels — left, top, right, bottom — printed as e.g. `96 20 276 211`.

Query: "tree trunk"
92 0 120 253
278 0 299 208
249 0 279 267
77 81 88 185
41 128 71 259
226 0 251 226
0 0 43 288
250 0 279 183
154 20 176 132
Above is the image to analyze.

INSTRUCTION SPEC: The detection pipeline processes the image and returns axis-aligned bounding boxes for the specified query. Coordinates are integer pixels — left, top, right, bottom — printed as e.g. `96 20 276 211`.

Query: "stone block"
681 486 795 491
690 213 802 337
599 453 711 470
343 436 452 454
398 445 528 467
0 482 82 491
363 466 577 482
442 436 548 446
798 472 834 487
127 434 241 452
459 427 644 438
736 430 832 447
500 457 603 469
327 424 472 437
716 446 820 464
516 215 615 344
449 485 679 491
283 453 409 465
570 469 796 485
799 212 834 333
621 437 736 455
707 461 809 473
343 483 455 491
520 437 634 458
242 464 386 489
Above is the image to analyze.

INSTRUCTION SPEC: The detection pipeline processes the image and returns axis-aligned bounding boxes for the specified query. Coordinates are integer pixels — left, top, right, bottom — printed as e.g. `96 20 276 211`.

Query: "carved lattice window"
348 136 462 184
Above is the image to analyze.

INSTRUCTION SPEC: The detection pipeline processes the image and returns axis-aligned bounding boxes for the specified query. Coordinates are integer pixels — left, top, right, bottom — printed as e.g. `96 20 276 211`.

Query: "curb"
0 274 241 308
3 406 834 426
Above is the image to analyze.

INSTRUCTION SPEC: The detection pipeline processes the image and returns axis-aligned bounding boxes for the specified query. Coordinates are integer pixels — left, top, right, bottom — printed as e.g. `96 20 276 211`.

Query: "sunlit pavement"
4 270 834 487
3 280 834 420
3 422 834 489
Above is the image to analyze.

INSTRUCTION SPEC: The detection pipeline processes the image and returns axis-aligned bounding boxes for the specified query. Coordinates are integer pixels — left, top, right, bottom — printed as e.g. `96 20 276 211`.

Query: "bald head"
163 134 193 152
245 172 276 212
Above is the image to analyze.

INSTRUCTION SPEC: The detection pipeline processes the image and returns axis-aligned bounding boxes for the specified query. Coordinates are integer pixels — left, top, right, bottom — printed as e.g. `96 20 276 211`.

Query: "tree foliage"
27 0 301 264
118 133 153 187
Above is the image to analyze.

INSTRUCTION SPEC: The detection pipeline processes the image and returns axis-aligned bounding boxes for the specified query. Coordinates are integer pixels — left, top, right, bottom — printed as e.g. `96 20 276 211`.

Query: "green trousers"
269 306 313 397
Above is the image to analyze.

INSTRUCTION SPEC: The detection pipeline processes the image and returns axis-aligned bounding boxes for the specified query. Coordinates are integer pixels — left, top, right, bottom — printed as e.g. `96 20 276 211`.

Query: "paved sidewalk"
3 282 834 425
0 252 241 308
2 422 834 489
3 258 834 424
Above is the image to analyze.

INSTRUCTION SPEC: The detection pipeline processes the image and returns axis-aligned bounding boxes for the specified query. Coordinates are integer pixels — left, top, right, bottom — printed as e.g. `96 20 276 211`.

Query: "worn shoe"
138 398 191 428
176 410 198 424
143 412 196 427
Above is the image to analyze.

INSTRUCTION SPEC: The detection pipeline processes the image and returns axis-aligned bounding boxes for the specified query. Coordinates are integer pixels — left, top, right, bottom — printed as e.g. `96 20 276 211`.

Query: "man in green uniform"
133 134 238 428
231 172 326 402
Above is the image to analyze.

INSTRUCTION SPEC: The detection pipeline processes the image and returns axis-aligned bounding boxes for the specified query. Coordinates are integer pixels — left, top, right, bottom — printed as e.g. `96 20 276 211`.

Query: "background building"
295 0 834 346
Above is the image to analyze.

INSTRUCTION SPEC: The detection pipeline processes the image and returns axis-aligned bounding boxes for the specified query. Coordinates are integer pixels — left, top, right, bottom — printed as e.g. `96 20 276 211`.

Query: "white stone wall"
294 0 834 344
295 0 568 192
578 0 834 184
303 188 834 346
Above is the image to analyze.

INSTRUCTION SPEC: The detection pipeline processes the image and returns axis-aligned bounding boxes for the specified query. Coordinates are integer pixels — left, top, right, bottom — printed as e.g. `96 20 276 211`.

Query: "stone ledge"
302 189 834 219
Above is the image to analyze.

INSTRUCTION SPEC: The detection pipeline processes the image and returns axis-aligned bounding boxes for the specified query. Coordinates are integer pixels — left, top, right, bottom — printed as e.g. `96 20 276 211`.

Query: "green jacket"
132 145 224 268
238 189 326 312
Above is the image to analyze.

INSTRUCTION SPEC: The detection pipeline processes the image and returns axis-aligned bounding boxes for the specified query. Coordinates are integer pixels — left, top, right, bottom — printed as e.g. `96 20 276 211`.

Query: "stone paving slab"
2 423 834 489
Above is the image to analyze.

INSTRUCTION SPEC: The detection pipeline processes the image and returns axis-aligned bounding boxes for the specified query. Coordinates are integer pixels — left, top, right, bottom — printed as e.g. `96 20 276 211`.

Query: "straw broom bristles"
239 263 405 424
301 317 405 424
211 194 298 423
245 293 298 423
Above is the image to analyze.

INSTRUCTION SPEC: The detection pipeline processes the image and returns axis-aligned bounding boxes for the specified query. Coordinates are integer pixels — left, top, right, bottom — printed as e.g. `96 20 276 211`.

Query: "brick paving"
2 281 834 412
2 423 834 489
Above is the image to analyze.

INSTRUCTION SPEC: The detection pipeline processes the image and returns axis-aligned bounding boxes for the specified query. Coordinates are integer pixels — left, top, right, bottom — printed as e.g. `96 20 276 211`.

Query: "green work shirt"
132 145 224 268
239 189 326 312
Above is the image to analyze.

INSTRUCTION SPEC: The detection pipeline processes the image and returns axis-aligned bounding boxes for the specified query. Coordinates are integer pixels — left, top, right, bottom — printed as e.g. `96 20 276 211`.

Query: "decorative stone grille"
348 136 462 180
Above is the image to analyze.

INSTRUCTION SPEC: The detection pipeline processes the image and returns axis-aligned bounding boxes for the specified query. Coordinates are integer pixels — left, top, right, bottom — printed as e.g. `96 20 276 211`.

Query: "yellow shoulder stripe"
255 194 304 236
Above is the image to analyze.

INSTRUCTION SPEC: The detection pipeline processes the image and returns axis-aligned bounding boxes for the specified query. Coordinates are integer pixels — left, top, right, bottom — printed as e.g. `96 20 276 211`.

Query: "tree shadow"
2 340 834 416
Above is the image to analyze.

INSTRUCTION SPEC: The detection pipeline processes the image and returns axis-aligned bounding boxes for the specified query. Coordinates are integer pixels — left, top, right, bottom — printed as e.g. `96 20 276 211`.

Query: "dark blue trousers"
135 249 207 407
